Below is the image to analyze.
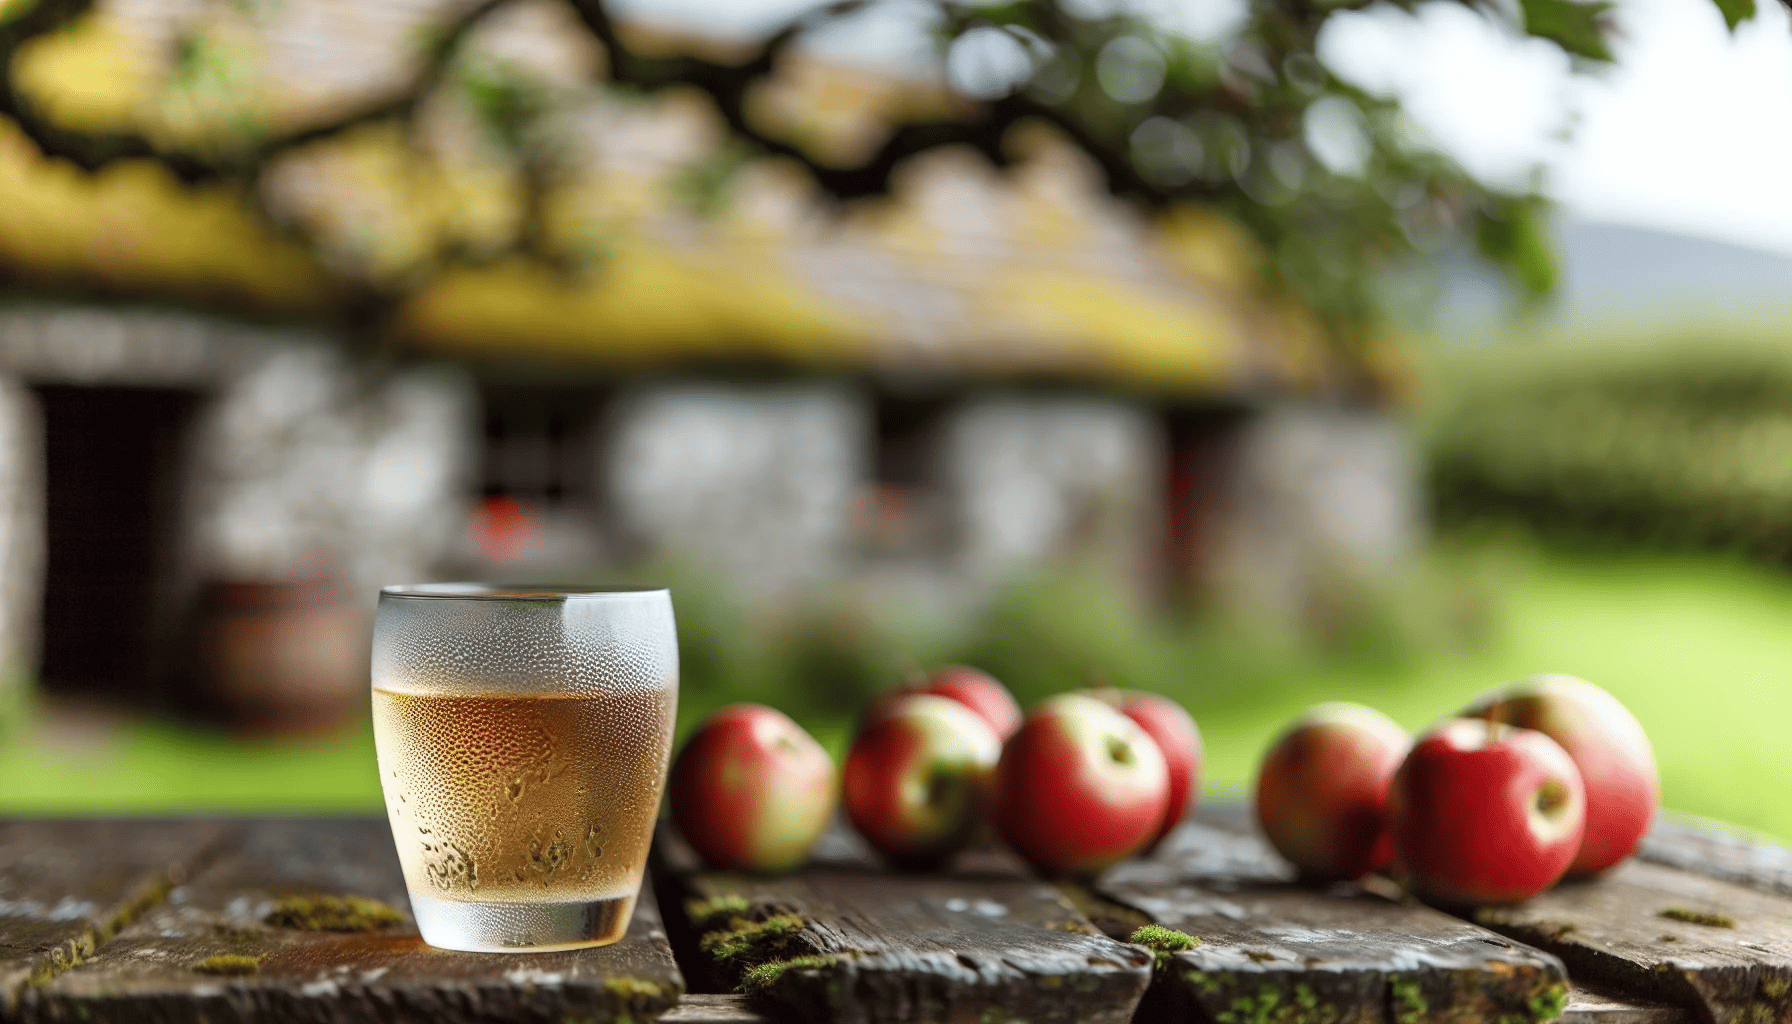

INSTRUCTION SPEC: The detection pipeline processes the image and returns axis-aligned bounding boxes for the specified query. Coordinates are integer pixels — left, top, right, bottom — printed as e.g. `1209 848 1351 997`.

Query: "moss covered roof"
0 0 1333 395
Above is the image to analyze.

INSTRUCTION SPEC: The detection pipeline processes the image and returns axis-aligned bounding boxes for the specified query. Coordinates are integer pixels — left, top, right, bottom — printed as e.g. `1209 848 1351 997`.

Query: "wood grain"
1639 812 1792 899
1560 982 1691 1024
659 993 773 1023
1473 858 1792 1024
1096 804 1571 1023
658 823 1153 1024
16 818 685 1024
0 820 232 1011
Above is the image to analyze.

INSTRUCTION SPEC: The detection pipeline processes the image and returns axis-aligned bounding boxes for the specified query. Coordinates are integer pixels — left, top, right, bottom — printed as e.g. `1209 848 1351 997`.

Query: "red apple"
1462 673 1658 876
863 665 1022 742
1390 718 1586 906
1255 702 1410 881
926 665 1023 741
842 694 1001 868
1086 689 1203 847
669 703 836 873
993 693 1170 877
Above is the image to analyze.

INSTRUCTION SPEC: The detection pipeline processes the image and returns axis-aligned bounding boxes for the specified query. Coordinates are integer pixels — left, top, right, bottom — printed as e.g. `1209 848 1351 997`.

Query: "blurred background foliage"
19 527 1792 842
1428 327 1792 558
7 0 1792 847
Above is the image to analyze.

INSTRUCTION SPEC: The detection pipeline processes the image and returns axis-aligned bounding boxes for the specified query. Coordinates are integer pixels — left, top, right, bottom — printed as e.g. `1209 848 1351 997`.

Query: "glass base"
409 890 636 952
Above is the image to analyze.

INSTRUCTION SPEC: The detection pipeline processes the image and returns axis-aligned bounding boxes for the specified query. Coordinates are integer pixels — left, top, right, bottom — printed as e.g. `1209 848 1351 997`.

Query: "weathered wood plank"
1472 858 1792 1024
1097 805 1571 1023
659 994 773 1023
1118 810 1691 1024
1561 983 1691 1024
1639 812 1792 899
21 818 684 1024
0 820 232 1012
657 822 1153 1024
1104 875 1572 1023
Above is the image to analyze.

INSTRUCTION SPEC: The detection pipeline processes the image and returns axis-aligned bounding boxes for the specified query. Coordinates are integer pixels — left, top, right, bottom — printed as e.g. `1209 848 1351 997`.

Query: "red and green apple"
1255 701 1410 881
842 693 1001 869
668 703 836 873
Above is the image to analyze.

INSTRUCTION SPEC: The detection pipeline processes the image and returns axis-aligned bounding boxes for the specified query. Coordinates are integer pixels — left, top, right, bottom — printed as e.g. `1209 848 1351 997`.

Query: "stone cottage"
0 0 1419 721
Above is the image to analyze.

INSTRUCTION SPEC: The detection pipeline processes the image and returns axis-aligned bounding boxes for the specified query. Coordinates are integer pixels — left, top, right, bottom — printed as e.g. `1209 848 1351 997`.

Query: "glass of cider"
372 584 678 952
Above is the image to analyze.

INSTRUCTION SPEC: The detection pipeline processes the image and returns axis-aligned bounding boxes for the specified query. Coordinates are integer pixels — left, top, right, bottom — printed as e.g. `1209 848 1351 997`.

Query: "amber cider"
372 680 675 951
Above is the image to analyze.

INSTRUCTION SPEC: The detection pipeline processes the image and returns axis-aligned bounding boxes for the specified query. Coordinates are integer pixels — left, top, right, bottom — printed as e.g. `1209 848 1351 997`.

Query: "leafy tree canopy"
0 0 1776 376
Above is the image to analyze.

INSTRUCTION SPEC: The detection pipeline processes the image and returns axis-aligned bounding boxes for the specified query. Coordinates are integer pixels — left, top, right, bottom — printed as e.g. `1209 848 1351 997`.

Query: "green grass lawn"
4 547 1790 841
1191 550 1792 841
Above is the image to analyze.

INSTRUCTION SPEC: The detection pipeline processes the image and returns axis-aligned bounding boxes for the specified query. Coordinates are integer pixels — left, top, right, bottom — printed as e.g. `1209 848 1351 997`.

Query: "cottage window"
860 391 954 554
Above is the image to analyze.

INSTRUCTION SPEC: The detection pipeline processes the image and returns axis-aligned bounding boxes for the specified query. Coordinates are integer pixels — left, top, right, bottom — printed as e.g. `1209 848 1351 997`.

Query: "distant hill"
1435 220 1792 336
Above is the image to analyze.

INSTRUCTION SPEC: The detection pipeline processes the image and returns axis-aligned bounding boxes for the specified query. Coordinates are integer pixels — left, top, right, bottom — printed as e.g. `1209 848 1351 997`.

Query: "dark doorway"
864 390 955 555
35 385 202 702
1161 402 1250 602
873 391 953 492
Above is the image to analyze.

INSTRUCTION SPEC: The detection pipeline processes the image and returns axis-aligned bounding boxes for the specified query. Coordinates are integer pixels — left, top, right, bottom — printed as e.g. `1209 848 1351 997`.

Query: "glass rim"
378 583 670 602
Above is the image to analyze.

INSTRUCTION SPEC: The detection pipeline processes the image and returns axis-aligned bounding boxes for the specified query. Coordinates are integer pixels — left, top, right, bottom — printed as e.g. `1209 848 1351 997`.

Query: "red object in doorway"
477 494 538 564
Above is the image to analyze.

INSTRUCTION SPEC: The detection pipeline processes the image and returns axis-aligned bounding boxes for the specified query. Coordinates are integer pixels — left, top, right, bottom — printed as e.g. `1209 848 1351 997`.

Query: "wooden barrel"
192 578 369 735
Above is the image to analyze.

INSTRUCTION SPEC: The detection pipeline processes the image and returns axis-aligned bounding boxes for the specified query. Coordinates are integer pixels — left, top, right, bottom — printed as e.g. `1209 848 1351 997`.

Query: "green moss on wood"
264 894 404 931
1046 918 1100 936
1216 984 1282 1024
29 933 96 987
684 894 751 931
1762 975 1790 999
602 975 675 1015
605 977 668 999
738 954 838 994
194 953 263 976
1528 982 1569 1022
1659 907 1735 928
699 911 806 963
1188 967 1228 995
1390 976 1428 1024
101 877 178 944
1129 924 1201 968
26 875 180 989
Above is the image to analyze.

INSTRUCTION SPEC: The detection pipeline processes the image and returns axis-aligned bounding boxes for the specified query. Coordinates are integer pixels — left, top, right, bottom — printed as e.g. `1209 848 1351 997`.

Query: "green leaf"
1518 0 1615 62
1710 0 1756 30
1478 199 1557 301
457 58 552 154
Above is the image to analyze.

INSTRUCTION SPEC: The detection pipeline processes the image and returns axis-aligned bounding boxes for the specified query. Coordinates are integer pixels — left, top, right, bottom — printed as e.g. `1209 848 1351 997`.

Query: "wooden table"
2 805 1787 1023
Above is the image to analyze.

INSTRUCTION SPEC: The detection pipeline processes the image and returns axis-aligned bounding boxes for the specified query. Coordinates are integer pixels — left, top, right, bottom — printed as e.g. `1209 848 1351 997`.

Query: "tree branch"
0 0 515 181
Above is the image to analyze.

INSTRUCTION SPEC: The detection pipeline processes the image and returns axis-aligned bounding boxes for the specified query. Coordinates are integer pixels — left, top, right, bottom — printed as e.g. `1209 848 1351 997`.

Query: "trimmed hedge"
1426 337 1792 557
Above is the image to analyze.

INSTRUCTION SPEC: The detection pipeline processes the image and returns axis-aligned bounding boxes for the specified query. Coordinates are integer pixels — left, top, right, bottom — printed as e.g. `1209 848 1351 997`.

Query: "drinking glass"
372 584 678 952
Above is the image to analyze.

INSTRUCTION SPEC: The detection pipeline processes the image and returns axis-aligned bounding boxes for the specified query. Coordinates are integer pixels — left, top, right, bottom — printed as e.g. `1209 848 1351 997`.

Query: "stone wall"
183 345 476 600
603 382 867 598
0 302 1426 696
0 303 478 700
941 395 1164 587
1205 405 1422 620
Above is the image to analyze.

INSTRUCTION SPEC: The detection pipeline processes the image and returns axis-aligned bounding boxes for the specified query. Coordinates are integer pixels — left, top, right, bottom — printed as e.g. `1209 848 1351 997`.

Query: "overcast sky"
1321 0 1792 258
613 0 1792 260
